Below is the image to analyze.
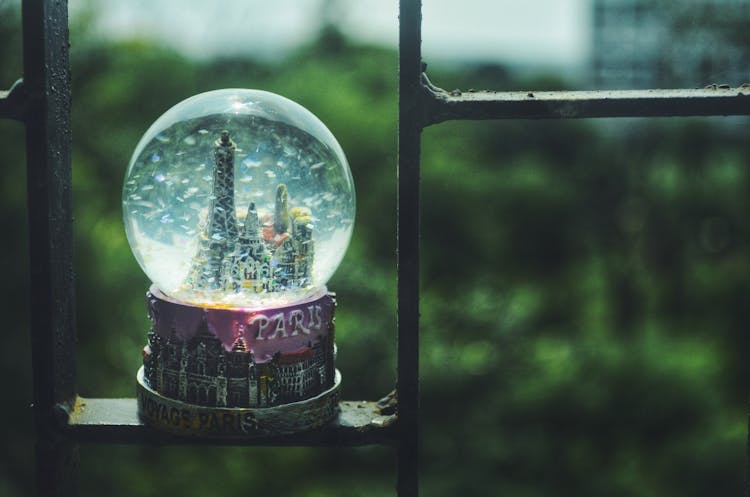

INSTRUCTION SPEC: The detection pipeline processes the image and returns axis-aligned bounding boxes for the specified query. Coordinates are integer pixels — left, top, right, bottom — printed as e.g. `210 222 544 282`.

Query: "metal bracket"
0 79 27 122
65 396 397 446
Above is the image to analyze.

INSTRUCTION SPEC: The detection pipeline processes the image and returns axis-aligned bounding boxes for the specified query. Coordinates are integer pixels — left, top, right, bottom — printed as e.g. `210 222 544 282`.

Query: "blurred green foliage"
2 3 750 497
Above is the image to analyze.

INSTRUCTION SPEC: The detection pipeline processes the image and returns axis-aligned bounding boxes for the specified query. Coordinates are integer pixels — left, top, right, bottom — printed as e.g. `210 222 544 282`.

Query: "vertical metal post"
398 0 422 496
22 0 79 496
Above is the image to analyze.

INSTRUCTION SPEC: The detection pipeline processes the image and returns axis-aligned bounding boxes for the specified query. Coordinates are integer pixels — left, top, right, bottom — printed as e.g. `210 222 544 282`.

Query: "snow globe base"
136 367 341 438
137 285 340 437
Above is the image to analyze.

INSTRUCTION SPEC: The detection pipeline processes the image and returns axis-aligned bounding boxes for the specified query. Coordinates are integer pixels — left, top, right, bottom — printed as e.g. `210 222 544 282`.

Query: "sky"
69 0 591 69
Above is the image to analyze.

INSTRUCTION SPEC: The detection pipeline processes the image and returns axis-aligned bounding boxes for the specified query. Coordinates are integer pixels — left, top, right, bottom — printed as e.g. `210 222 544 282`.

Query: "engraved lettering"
307 305 315 329
314 305 322 330
267 313 287 339
223 413 235 432
240 412 258 434
169 407 181 426
208 413 220 431
159 404 169 423
289 309 309 336
249 314 270 340
198 413 210 429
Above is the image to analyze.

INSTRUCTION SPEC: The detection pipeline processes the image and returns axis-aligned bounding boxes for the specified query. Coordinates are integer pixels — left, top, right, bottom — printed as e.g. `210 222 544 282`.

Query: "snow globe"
123 89 355 437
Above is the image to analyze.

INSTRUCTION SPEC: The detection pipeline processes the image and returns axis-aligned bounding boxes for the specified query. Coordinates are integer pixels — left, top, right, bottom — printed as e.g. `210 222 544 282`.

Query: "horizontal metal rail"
65 398 397 446
422 76 750 125
0 79 27 122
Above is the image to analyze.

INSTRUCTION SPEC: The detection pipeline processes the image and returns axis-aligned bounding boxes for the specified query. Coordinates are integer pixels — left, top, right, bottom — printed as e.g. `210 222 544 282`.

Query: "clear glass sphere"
123 89 355 308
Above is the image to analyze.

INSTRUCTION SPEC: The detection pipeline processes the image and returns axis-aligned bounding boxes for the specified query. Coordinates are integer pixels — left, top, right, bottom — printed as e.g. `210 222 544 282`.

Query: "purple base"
146 285 335 362
142 286 336 408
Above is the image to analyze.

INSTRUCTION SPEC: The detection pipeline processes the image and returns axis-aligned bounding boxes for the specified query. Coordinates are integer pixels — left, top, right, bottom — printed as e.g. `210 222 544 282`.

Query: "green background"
1 3 750 496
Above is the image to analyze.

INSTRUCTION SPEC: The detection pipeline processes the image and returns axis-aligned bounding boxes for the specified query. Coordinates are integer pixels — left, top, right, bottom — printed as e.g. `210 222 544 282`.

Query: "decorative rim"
137 366 341 438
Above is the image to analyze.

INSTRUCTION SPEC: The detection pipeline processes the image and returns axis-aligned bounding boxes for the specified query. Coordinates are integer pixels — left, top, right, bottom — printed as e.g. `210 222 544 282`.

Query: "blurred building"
592 0 750 88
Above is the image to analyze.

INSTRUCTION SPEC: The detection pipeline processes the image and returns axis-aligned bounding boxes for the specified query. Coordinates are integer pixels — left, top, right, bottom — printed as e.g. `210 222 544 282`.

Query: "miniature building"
226 202 272 293
186 131 239 289
185 131 315 294
142 315 334 408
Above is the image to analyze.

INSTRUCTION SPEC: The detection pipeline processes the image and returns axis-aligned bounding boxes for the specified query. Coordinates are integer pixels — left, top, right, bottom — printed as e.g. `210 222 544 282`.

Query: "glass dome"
123 89 355 309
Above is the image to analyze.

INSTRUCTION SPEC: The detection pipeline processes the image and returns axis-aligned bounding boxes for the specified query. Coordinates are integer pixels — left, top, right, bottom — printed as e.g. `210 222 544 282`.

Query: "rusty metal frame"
1 1 80 496
421 80 750 124
4 0 750 496
397 2 750 497
4 2 396 497
397 2 422 497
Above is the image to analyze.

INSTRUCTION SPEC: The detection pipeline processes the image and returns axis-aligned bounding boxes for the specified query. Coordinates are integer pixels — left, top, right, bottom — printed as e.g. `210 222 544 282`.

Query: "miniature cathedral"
185 131 315 293
142 314 334 408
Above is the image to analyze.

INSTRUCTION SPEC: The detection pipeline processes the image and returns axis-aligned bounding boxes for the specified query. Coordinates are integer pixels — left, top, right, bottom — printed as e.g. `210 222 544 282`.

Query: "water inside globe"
124 105 354 308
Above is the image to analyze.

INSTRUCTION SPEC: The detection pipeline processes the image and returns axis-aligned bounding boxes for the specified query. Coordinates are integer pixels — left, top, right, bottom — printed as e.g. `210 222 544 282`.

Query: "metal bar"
0 79 27 121
22 0 78 496
66 398 397 446
421 82 750 125
398 0 422 496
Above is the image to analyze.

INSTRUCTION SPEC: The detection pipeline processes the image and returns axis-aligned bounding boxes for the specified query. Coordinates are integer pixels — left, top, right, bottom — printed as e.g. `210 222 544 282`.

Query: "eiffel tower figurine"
185 130 239 290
